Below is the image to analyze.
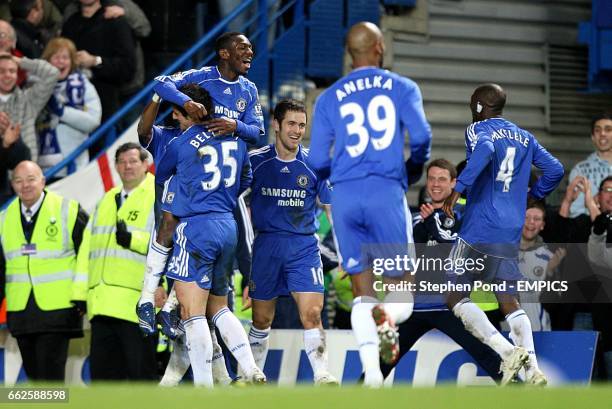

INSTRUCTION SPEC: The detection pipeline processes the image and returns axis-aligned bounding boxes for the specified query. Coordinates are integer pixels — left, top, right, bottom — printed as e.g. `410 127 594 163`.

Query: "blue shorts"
447 238 523 291
331 176 413 276
166 214 237 295
250 232 324 301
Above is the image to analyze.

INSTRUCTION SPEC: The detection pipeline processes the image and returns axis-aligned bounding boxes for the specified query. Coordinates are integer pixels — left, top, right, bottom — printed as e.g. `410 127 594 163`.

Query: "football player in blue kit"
244 99 338 385
137 31 264 335
154 89 265 387
308 22 432 387
442 83 564 386
154 32 263 144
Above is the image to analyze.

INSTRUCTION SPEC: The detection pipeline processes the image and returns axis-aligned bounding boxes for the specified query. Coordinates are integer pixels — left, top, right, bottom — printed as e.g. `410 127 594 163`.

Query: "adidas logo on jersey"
346 258 359 268
280 166 290 173
201 276 210 283
224 87 232 95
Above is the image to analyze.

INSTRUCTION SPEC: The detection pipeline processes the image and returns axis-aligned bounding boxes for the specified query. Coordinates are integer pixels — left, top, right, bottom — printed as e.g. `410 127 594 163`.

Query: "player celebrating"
308 22 432 387
138 30 264 332
442 83 564 385
154 89 264 387
245 99 337 385
154 31 263 143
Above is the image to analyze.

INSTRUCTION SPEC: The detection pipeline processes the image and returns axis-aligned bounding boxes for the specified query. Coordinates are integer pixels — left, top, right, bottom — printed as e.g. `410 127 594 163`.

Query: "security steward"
0 160 88 382
86 142 159 381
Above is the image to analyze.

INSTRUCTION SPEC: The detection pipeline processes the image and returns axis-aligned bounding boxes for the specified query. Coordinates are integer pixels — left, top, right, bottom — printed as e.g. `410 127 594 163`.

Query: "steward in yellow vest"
86 143 158 381
0 161 89 382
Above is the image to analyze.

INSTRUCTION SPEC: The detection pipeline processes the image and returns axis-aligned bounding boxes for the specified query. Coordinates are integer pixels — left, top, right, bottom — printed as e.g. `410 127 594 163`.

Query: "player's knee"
252 311 274 330
300 304 322 328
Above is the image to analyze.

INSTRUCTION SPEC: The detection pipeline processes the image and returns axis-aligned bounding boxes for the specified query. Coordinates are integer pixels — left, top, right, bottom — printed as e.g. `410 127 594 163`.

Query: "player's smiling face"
592 118 612 153
426 166 455 204
228 35 253 76
275 110 306 152
522 207 545 241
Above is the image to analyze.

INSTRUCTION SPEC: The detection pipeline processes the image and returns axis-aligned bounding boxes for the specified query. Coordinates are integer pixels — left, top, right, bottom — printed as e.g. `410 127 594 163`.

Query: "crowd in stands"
0 1 611 383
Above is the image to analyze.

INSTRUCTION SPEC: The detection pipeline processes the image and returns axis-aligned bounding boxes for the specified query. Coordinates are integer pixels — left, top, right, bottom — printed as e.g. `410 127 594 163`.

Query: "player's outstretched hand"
184 100 207 120
204 118 237 136
443 190 460 219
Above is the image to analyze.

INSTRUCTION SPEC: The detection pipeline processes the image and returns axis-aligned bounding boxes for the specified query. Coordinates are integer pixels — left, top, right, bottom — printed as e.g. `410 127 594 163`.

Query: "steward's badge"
21 243 37 255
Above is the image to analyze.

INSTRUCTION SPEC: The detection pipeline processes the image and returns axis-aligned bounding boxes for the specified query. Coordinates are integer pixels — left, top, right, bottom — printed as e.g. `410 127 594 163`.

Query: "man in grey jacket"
0 53 59 162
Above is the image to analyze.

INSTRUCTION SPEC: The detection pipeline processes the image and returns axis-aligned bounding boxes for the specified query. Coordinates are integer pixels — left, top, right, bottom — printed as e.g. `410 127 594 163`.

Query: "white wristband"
152 93 161 103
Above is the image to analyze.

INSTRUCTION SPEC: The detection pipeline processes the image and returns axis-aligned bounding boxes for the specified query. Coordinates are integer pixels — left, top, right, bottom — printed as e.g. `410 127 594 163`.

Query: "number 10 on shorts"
311 267 324 286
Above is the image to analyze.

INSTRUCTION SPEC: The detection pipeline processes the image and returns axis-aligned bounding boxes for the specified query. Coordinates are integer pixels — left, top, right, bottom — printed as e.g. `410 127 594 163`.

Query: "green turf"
8 384 612 409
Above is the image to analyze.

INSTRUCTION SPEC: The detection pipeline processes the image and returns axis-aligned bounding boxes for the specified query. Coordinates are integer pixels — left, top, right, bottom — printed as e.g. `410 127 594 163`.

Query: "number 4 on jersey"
496 147 516 192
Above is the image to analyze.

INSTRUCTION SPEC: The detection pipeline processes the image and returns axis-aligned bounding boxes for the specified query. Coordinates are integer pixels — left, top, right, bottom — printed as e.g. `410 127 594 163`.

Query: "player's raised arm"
529 138 565 199
233 87 265 144
137 93 161 147
154 69 207 118
308 95 334 180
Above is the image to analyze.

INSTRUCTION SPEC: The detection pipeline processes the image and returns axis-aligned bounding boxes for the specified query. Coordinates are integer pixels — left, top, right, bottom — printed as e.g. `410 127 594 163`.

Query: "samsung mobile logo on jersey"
261 187 306 207
336 75 393 102
214 105 240 119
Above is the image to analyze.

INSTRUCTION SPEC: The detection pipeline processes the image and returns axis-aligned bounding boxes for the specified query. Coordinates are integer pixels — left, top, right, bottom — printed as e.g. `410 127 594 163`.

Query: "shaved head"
346 21 384 67
470 83 506 121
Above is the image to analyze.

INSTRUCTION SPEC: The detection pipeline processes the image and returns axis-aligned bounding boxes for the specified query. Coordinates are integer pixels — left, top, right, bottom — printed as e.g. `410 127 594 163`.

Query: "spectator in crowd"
585 176 612 378
518 199 565 331
0 121 30 205
568 113 612 218
0 19 27 86
85 142 160 381
9 0 45 58
0 160 88 382
36 37 101 174
64 0 150 100
0 53 59 162
62 0 136 157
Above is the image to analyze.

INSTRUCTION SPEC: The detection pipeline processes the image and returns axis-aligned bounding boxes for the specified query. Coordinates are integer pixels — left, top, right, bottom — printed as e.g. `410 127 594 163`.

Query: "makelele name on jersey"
335 75 393 102
261 187 306 207
491 128 530 147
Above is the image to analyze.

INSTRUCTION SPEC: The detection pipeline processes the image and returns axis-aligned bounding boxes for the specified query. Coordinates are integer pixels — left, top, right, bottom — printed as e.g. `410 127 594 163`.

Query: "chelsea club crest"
297 174 309 188
236 98 247 112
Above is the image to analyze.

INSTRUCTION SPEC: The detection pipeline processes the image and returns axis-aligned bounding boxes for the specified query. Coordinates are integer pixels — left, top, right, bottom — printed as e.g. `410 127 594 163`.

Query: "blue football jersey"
154 66 264 144
456 118 564 254
156 124 252 218
308 67 432 188
249 144 332 235
144 125 182 172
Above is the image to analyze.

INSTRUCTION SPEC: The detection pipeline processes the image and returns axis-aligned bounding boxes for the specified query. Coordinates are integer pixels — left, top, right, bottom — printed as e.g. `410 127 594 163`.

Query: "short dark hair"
591 112 612 134
215 32 244 57
526 198 546 215
10 0 38 20
173 84 213 119
115 142 148 163
426 158 457 180
599 175 612 191
273 99 306 123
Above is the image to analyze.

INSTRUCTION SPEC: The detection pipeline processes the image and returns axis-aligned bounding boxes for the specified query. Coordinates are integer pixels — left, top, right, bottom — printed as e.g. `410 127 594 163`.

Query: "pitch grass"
8 383 612 409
